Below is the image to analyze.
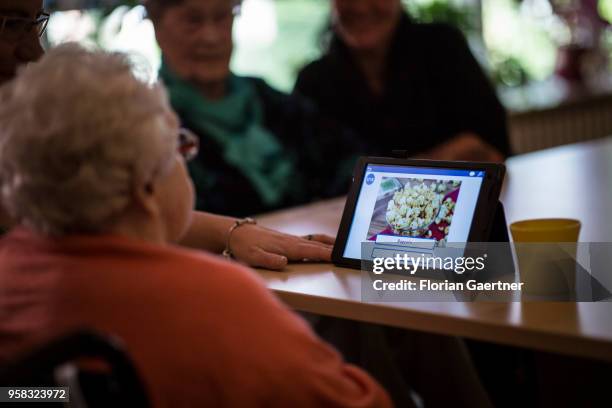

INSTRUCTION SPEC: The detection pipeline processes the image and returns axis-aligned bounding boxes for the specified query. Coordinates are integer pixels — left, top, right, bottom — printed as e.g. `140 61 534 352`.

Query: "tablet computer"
332 157 506 270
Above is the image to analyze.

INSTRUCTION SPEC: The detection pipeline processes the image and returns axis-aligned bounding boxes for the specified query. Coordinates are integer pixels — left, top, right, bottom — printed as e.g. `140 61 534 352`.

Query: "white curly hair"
0 43 177 236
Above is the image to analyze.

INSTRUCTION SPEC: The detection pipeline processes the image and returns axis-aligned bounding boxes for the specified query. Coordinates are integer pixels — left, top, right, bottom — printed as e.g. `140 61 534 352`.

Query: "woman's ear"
145 182 154 195
133 181 160 218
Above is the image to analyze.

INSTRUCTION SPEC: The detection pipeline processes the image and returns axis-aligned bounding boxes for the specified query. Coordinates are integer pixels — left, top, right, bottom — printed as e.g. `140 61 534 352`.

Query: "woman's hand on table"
179 211 334 270
230 224 335 270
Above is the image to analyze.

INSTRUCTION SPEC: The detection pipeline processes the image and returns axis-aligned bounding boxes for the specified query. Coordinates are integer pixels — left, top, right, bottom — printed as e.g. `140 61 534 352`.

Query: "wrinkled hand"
419 133 504 163
229 224 335 270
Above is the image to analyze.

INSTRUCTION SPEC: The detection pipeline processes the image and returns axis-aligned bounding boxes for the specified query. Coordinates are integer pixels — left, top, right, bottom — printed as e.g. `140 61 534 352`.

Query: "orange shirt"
0 228 392 407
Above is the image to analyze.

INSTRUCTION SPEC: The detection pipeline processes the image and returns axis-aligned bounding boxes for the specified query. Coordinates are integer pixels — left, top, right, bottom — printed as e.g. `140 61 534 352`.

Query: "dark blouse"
294 15 510 162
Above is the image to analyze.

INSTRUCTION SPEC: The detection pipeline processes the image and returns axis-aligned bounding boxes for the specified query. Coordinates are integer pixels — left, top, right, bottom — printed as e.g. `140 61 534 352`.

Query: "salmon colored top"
0 228 392 408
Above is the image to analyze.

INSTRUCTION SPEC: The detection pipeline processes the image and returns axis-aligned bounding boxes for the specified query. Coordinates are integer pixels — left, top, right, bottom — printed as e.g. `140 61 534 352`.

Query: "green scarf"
159 62 294 207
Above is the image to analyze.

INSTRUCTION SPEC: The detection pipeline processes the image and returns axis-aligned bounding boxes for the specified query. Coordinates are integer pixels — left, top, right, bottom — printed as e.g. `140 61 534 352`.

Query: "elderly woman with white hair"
0 44 392 407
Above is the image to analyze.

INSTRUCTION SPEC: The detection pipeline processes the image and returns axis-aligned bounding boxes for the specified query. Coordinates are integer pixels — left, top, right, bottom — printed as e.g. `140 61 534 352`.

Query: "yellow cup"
510 219 581 243
510 219 581 300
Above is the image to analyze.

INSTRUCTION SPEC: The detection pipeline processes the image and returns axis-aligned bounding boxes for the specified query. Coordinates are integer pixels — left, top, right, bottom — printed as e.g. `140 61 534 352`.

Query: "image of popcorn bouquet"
368 177 461 242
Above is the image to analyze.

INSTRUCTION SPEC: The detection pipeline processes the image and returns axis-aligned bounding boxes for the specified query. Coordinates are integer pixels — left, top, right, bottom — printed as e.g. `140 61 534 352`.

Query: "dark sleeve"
294 62 321 102
287 94 359 199
255 79 358 200
430 25 511 156
294 63 366 197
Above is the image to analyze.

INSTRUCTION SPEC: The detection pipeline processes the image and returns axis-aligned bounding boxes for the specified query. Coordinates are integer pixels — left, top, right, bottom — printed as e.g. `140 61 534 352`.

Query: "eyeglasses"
0 12 50 41
178 128 200 162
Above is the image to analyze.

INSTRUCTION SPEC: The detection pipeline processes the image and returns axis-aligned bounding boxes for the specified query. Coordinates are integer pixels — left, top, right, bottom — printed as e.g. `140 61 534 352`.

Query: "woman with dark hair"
146 0 349 217
295 0 509 177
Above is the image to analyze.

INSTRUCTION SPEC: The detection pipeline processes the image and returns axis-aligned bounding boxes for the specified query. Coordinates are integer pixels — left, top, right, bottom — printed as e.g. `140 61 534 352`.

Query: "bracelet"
222 217 257 259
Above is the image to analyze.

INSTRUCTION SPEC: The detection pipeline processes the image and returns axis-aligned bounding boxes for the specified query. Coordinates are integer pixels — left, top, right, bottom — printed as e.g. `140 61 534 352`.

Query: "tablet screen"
343 163 486 260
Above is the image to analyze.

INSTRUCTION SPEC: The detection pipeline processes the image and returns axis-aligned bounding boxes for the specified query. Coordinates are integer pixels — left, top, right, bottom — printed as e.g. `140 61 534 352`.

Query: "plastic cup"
510 219 581 300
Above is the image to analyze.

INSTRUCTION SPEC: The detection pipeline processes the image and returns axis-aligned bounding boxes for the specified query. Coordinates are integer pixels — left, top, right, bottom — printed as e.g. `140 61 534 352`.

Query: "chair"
0 330 150 407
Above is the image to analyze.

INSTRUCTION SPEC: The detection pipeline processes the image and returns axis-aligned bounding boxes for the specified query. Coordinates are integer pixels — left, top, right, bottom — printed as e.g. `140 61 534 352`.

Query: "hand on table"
229 224 335 270
418 133 504 162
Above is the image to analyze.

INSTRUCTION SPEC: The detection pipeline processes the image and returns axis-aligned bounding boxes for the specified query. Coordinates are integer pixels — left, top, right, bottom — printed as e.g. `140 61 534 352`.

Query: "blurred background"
43 0 612 154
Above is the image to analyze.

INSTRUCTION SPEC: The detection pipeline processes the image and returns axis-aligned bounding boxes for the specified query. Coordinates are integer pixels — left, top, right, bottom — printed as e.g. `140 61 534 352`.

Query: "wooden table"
256 137 612 362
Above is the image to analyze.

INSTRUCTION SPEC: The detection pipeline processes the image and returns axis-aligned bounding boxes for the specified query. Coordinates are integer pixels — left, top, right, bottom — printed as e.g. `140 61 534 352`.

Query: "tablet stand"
489 201 510 242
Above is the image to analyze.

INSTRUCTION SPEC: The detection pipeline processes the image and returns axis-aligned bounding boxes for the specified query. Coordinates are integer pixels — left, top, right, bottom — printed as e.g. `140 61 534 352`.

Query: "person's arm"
416 132 504 162
293 68 363 198
180 211 335 270
294 61 321 103
424 24 510 161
